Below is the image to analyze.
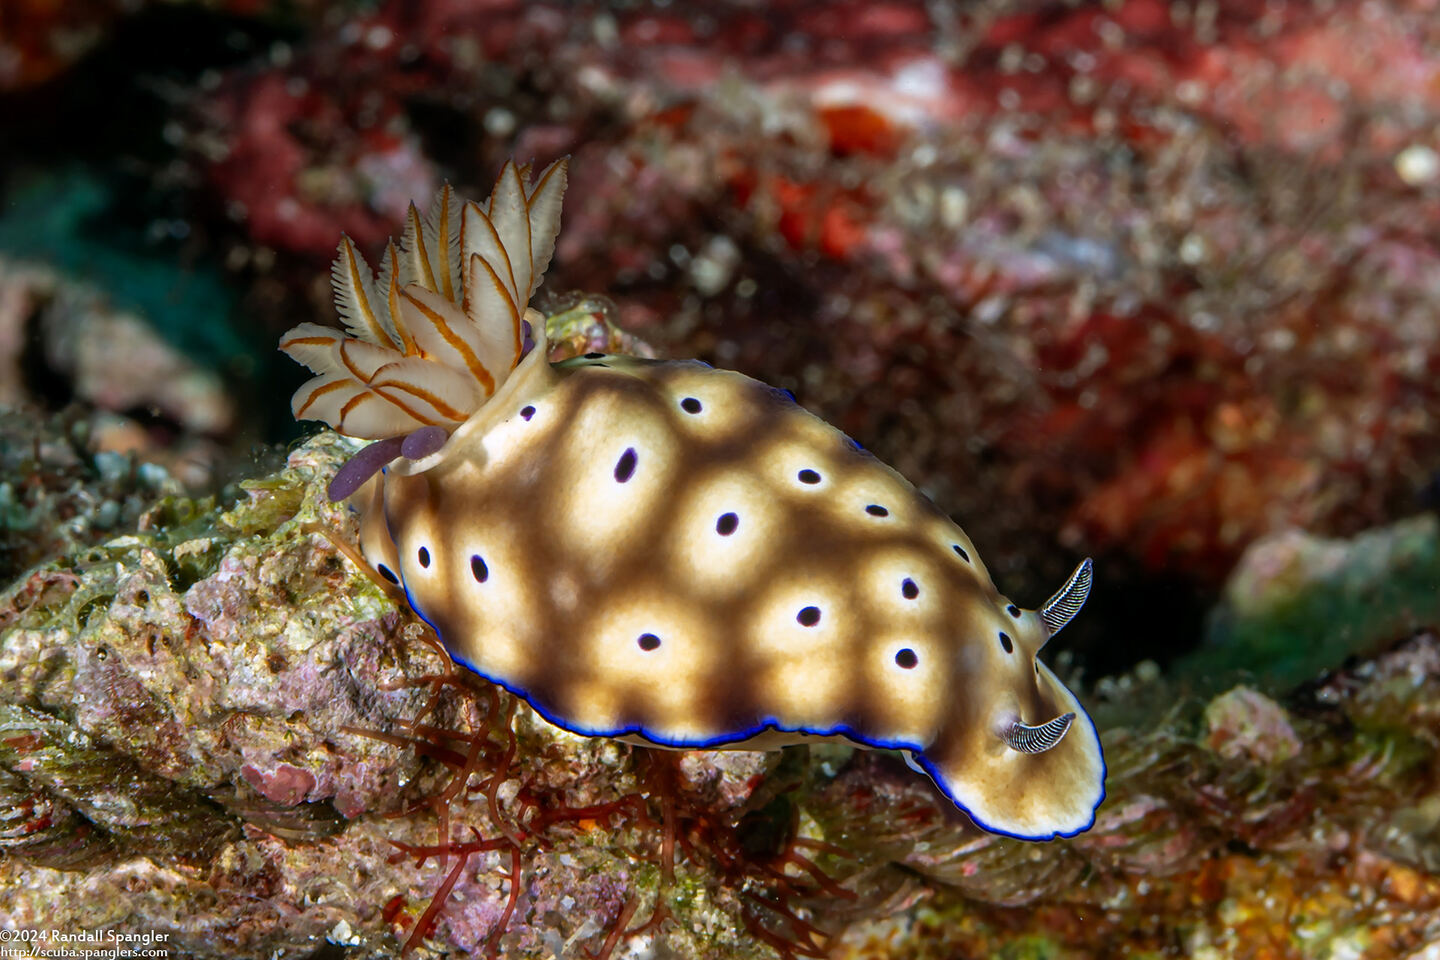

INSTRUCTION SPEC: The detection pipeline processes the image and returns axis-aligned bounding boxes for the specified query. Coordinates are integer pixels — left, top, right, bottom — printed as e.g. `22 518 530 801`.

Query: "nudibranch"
279 159 1106 840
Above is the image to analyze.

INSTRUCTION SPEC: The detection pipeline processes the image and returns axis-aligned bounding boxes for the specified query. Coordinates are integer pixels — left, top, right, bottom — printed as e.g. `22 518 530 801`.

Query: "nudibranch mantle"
280 159 1106 841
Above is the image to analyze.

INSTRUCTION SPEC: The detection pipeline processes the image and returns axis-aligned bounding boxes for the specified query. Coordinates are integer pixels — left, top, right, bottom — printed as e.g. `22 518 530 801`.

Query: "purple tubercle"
401 425 449 460
520 319 534 358
327 436 404 501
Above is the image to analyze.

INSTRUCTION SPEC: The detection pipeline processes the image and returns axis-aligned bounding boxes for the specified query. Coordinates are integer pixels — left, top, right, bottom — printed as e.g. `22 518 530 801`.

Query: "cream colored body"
281 160 1105 841
358 349 1105 840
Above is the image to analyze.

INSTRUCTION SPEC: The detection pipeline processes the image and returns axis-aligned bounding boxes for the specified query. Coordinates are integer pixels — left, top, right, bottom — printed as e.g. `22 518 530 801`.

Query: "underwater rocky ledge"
2 422 1440 959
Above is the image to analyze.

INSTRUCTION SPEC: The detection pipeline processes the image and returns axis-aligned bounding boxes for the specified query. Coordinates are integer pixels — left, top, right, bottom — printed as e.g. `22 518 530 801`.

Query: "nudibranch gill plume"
279 158 1106 841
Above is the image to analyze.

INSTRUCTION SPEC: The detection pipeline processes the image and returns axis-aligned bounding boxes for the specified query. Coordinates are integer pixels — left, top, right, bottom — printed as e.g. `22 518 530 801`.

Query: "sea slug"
279 159 1105 840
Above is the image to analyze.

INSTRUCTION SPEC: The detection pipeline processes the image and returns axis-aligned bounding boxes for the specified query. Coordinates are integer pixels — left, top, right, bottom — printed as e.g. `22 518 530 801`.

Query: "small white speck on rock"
484 107 517 137
327 920 360 946
1395 144 1439 186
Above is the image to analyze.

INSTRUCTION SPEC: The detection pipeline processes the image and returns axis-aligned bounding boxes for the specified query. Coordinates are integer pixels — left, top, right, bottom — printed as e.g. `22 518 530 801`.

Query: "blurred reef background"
4 1 1440 957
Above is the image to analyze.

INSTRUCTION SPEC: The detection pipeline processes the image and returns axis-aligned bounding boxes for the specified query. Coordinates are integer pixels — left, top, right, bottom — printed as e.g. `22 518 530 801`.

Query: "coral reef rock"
2 414 1440 958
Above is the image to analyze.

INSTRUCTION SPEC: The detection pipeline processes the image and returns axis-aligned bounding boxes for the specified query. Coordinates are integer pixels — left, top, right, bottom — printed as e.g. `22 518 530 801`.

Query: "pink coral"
1203 686 1303 764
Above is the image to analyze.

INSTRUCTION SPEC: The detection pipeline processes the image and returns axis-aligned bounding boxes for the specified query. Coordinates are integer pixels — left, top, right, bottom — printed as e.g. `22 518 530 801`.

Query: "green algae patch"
1189 515 1440 691
217 472 312 538
993 935 1063 960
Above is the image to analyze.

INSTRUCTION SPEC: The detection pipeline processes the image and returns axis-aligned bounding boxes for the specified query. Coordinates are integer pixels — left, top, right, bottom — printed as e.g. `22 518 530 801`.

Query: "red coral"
202 71 437 257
